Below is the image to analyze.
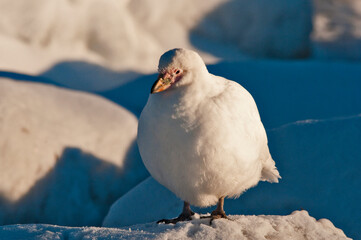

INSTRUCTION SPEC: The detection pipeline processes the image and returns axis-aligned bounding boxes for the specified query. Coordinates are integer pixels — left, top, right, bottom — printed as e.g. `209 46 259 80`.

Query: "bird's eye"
175 70 181 75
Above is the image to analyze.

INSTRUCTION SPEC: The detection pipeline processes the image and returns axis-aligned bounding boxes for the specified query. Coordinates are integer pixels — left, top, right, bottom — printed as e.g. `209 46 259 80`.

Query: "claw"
157 201 195 224
157 212 194 224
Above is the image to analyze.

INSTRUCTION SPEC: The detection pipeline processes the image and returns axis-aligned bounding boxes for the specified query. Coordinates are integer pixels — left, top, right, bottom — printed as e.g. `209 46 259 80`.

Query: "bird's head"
151 48 208 94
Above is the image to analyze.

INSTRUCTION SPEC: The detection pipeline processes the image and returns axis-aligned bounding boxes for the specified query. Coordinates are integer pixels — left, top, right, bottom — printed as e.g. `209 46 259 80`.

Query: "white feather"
138 48 280 207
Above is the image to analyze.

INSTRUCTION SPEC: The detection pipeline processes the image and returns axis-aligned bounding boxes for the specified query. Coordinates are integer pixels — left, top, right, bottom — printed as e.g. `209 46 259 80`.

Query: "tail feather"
261 157 281 183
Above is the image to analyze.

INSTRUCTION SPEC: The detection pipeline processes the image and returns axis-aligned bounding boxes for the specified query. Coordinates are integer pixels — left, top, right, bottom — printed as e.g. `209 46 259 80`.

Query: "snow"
193 0 313 58
0 0 314 92
100 60 361 129
104 114 361 238
0 0 220 87
0 0 360 239
207 60 361 129
1 211 350 240
0 78 148 226
312 0 361 60
103 177 182 228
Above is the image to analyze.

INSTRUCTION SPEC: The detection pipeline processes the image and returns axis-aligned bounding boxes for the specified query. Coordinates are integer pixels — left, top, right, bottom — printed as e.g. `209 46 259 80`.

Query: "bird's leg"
157 201 195 224
210 197 228 220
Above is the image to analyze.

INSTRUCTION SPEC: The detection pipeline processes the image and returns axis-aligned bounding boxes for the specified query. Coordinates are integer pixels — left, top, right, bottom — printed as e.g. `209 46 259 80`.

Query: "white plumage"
138 48 280 209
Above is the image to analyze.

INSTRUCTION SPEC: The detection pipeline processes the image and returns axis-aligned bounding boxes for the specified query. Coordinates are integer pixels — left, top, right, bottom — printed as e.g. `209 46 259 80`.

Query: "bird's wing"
197 75 276 169
213 77 280 182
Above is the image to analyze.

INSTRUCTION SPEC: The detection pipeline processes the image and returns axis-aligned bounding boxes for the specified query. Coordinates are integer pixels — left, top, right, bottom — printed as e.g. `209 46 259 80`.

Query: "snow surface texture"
313 0 361 60
206 61 361 129
0 0 360 239
0 0 313 91
193 0 312 58
0 58 357 236
1 211 350 240
0 0 359 92
100 60 361 129
0 78 148 226
104 115 361 238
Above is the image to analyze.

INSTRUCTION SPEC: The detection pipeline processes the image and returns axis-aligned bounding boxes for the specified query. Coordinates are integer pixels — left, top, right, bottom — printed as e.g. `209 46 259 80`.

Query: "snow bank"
103 177 182 228
313 0 361 60
193 0 313 58
0 0 359 92
0 78 148 226
207 60 361 129
0 0 218 77
0 0 158 70
103 114 361 239
0 0 222 90
100 60 361 129
1 211 350 240
0 0 314 89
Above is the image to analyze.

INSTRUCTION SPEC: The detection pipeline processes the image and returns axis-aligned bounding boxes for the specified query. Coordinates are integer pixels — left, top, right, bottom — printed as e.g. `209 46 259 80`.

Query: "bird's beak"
151 73 173 94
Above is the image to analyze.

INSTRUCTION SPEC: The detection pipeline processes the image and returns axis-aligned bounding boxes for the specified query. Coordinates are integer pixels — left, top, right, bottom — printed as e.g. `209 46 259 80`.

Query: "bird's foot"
211 209 228 219
199 210 229 223
209 210 229 224
157 211 195 224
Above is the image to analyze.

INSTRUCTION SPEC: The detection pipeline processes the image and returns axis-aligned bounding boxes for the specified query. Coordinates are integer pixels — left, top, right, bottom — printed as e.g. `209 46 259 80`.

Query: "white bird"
137 48 280 223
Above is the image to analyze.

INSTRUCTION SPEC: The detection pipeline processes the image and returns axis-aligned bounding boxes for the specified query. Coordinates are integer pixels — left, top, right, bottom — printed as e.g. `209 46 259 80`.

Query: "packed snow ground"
0 211 350 240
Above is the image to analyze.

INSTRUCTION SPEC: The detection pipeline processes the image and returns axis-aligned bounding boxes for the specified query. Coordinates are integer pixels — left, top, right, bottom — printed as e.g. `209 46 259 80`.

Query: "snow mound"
1 211 350 240
0 78 147 226
313 0 361 60
193 0 312 58
103 177 182 228
0 0 314 86
207 60 361 129
100 60 361 128
103 114 360 239
0 0 219 78
0 0 158 71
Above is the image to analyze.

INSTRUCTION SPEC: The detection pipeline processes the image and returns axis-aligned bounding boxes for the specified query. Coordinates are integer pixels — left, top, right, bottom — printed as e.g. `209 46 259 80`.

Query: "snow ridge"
0 211 350 240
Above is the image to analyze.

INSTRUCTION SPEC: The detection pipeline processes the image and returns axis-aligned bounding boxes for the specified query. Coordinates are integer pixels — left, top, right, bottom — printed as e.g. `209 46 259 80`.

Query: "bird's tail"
260 157 281 183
